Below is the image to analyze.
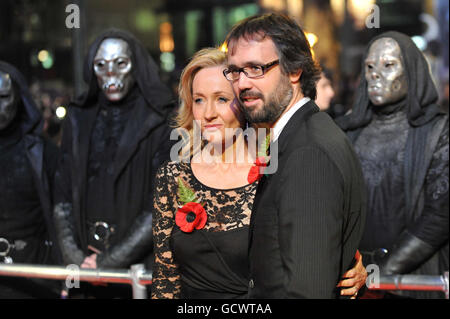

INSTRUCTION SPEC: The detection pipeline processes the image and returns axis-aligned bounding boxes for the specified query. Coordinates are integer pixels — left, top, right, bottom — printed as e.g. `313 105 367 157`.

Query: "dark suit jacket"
248 101 366 298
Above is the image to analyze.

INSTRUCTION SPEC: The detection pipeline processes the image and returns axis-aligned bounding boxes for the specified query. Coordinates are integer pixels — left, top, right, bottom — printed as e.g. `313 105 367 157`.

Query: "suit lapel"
247 101 320 253
276 100 319 152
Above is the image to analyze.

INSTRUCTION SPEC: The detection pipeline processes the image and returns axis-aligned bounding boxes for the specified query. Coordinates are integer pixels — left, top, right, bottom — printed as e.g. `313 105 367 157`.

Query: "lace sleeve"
151 162 181 299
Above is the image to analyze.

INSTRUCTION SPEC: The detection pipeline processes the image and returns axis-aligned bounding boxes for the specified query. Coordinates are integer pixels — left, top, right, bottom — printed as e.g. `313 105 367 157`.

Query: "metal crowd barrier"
368 272 449 299
0 263 448 299
0 263 152 299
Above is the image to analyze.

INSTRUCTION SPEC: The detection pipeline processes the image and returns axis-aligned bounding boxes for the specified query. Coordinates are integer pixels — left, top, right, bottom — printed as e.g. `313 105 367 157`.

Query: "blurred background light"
412 35 427 51
160 22 175 52
37 50 54 69
135 9 156 32
42 56 54 69
160 52 175 72
286 0 303 21
330 0 345 25
306 32 318 48
55 106 66 119
38 50 49 62
259 0 285 12
348 0 376 29
220 42 227 53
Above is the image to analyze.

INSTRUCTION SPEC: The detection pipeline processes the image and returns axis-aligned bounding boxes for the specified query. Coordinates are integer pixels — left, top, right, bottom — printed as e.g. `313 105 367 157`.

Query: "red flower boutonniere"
247 133 271 184
175 178 207 233
247 156 268 184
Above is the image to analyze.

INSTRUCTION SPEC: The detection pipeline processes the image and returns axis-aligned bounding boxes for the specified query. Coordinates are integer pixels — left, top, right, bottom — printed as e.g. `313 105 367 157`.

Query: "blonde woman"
151 48 365 299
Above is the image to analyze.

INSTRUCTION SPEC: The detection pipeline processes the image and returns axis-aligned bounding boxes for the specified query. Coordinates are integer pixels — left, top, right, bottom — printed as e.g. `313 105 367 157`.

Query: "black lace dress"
151 161 257 299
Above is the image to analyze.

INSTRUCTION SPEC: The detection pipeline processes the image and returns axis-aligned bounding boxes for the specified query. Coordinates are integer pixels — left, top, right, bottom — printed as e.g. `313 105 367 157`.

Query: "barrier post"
444 272 449 300
130 264 147 299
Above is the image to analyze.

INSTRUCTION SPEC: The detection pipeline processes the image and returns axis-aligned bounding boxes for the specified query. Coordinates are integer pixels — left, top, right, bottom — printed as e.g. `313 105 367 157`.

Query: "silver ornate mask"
365 37 408 106
93 38 135 102
0 71 18 130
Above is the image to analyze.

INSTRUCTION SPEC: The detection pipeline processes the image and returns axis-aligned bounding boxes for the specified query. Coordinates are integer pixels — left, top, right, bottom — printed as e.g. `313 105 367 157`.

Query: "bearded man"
224 13 367 298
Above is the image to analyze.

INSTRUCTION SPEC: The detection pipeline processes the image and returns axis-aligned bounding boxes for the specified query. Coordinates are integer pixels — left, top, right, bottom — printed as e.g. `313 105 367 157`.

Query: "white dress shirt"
272 97 311 142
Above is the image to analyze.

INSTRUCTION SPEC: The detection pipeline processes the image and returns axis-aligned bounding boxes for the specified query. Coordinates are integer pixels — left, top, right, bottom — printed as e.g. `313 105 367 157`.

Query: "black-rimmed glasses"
223 60 279 81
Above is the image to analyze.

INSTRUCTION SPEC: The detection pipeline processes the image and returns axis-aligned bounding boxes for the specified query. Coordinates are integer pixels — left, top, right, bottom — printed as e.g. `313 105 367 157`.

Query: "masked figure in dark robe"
53 29 174 297
0 61 60 298
337 32 449 299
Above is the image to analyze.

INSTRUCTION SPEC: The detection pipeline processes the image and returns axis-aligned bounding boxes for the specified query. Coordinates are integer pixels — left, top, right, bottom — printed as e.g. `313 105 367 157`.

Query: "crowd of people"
0 13 448 299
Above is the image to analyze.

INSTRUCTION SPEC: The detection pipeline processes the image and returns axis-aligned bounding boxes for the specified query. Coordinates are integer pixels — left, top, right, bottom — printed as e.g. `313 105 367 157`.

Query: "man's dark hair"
225 13 321 100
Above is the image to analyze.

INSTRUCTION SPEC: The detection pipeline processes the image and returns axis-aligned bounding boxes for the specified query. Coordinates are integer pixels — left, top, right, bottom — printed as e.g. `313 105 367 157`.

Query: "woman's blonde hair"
174 47 228 159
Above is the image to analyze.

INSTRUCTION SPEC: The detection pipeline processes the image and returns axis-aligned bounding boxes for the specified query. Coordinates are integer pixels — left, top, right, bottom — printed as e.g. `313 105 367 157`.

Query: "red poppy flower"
247 156 268 184
175 202 207 233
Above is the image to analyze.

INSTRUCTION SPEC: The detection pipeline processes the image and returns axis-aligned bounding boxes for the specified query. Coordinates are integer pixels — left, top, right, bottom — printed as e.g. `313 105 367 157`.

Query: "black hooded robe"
53 29 174 297
0 61 60 298
336 32 449 299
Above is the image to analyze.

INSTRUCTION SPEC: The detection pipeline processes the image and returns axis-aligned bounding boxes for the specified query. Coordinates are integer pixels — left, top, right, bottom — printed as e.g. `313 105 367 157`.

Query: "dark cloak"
0 61 59 253
336 32 449 298
0 61 60 297
54 29 175 268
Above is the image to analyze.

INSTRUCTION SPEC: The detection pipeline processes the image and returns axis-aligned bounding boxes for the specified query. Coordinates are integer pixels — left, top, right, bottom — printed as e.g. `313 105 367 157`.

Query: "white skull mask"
365 37 408 106
93 38 136 102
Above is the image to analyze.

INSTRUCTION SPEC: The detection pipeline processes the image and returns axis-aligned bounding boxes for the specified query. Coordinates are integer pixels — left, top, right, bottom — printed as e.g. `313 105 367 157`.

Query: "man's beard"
239 75 293 124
